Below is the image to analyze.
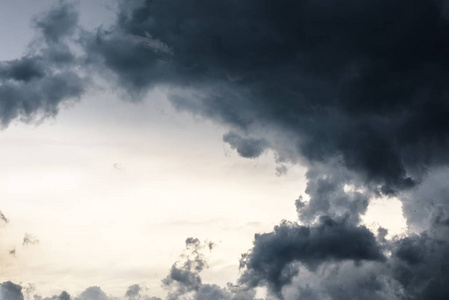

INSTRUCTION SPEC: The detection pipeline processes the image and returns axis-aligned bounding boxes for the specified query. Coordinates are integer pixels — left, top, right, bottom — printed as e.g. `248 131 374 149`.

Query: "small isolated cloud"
23 233 39 247
0 0 86 128
275 165 288 177
0 210 9 224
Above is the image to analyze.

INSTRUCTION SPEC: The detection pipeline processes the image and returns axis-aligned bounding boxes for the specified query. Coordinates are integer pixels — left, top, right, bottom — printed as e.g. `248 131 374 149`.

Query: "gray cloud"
0 210 8 224
237 197 449 300
162 238 211 299
33 1 79 44
6 226 449 299
0 0 86 127
0 281 24 300
401 167 449 232
124 285 141 300
223 132 269 159
23 233 39 247
239 216 385 297
161 238 259 300
275 165 288 177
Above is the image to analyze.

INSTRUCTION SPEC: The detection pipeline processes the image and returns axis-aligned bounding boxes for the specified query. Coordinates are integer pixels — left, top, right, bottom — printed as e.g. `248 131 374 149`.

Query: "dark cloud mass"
239 216 385 296
23 233 39 247
84 0 449 194
0 1 85 127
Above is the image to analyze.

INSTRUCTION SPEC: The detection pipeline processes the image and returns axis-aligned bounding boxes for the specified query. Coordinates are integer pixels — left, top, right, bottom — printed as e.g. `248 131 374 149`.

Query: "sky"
1 0 449 300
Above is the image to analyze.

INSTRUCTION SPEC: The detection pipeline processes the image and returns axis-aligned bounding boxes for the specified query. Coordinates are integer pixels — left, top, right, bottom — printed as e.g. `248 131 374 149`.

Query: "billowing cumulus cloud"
239 216 385 296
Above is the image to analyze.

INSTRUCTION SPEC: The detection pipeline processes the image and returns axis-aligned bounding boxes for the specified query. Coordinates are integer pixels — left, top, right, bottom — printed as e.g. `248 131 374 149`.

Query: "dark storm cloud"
83 0 449 194
0 0 85 127
239 216 385 296
5 1 449 299
389 232 449 299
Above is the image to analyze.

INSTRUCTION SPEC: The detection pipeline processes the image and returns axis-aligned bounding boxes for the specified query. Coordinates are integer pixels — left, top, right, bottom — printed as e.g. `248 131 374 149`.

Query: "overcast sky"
1 1 448 300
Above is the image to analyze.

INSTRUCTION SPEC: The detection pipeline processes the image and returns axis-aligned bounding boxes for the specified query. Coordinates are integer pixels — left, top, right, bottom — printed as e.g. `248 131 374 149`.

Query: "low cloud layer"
1 239 258 300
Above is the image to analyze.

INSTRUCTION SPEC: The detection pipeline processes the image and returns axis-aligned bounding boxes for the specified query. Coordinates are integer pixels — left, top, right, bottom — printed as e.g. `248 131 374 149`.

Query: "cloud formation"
239 216 385 296
22 233 39 247
3 1 449 300
5 239 257 300
0 0 85 127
